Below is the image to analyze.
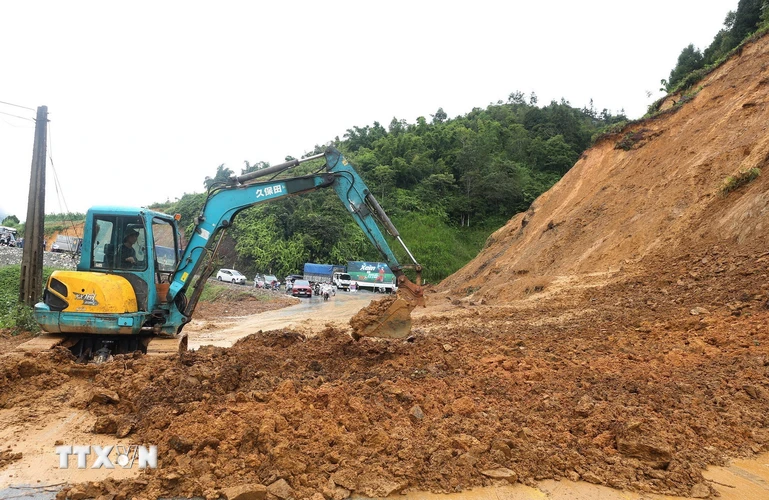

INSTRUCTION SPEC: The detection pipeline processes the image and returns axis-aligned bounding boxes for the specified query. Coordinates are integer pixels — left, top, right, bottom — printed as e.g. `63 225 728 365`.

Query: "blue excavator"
33 147 424 360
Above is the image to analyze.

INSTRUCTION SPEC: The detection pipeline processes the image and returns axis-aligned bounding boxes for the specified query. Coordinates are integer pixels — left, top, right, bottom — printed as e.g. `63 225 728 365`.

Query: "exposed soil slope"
440 34 769 302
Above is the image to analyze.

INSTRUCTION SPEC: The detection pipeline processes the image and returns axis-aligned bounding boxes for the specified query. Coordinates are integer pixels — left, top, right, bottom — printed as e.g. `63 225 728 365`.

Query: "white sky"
0 0 738 221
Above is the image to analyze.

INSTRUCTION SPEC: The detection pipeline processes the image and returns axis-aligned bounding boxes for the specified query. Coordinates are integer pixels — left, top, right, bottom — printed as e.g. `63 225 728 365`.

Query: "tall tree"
203 164 234 190
667 44 704 89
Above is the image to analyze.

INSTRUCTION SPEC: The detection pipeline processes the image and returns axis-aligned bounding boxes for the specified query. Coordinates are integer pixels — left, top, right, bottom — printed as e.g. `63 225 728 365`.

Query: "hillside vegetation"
152 98 626 283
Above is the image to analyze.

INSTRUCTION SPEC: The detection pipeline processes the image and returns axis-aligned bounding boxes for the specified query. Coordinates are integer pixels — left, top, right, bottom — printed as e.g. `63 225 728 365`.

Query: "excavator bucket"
350 278 425 340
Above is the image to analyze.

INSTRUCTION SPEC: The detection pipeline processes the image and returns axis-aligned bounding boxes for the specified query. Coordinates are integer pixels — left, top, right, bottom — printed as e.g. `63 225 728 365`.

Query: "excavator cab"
34 208 184 360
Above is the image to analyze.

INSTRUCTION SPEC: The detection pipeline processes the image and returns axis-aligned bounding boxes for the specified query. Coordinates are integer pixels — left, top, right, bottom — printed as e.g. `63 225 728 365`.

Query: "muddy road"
186 290 380 349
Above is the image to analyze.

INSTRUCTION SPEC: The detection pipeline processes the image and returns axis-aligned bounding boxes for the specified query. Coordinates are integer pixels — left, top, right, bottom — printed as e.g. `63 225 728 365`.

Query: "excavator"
31 147 424 361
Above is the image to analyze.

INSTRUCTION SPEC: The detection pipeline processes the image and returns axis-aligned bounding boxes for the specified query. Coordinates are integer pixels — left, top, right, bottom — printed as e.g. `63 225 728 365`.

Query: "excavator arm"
167 147 424 338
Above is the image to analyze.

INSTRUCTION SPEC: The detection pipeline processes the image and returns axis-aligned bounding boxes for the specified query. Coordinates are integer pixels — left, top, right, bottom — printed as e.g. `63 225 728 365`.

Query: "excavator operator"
119 229 139 268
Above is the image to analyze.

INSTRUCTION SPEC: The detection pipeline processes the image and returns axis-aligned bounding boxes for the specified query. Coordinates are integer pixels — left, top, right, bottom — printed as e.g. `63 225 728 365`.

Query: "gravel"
0 247 78 270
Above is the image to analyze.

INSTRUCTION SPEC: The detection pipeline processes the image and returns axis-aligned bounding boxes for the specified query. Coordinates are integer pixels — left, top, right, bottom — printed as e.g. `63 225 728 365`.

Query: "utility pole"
19 106 48 307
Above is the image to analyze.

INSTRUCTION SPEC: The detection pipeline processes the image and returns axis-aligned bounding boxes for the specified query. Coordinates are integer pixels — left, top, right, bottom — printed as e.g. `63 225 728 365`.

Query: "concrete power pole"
19 106 48 307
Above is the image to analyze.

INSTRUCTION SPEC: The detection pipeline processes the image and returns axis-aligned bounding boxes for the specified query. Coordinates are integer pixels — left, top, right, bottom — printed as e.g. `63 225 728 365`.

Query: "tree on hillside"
203 164 234 190
241 160 270 175
431 108 447 124
1 215 19 227
667 44 704 89
669 1 766 89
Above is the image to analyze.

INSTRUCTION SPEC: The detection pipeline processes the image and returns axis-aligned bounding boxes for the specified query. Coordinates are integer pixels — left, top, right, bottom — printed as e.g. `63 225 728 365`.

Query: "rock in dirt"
0 450 22 468
115 418 133 438
66 487 87 500
575 395 595 417
480 467 518 483
451 396 477 415
266 478 294 499
93 415 117 434
16 359 39 378
221 483 267 500
690 482 711 498
90 388 120 404
616 436 672 468
355 472 406 497
330 469 357 490
581 471 603 484
168 435 194 454
322 486 350 500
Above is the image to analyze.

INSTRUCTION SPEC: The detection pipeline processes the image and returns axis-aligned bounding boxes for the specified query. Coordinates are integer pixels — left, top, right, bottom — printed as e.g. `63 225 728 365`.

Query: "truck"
51 235 82 253
32 147 424 361
332 271 352 291
303 263 343 284
346 261 397 293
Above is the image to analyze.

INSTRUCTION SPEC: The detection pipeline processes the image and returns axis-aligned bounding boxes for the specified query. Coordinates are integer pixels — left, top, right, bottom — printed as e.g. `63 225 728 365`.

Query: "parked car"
283 274 304 294
290 279 313 297
216 268 246 284
254 273 280 289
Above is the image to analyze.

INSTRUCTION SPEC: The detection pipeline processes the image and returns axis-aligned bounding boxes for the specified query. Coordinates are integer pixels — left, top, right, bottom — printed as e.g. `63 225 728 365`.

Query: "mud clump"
349 295 398 337
0 450 22 469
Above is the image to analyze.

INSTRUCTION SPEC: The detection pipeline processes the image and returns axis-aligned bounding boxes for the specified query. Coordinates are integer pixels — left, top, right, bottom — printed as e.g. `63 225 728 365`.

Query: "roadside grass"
0 265 56 333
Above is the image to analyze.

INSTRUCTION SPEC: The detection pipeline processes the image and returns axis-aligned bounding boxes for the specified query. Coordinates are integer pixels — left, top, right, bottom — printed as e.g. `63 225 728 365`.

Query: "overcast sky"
1 0 738 221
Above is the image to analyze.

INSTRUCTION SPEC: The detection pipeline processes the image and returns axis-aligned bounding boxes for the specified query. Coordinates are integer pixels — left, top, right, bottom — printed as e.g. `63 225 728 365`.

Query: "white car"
216 268 246 284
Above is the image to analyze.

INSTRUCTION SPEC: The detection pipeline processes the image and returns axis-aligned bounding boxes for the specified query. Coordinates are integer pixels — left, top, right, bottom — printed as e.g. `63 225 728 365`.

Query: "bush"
615 130 649 151
0 265 55 333
719 168 761 196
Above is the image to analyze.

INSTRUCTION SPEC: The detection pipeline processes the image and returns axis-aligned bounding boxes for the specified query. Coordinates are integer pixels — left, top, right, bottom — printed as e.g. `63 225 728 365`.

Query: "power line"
0 100 36 111
0 109 34 121
0 116 34 128
47 120 81 239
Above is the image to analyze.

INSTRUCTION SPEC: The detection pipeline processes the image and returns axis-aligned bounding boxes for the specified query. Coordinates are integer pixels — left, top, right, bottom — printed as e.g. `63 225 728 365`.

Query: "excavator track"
14 333 69 354
145 333 188 358
13 333 187 361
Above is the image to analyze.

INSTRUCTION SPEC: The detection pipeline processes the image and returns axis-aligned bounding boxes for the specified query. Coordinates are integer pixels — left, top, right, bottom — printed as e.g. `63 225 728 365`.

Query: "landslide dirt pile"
440 33 769 303
9 282 768 500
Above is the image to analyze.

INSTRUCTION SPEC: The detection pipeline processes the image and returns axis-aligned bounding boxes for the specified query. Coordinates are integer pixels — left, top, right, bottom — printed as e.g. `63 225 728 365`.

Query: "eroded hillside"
440 34 769 303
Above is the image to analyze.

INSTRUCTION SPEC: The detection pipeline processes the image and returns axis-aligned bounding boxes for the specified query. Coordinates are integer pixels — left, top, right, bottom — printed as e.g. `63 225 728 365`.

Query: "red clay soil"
3 31 769 500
